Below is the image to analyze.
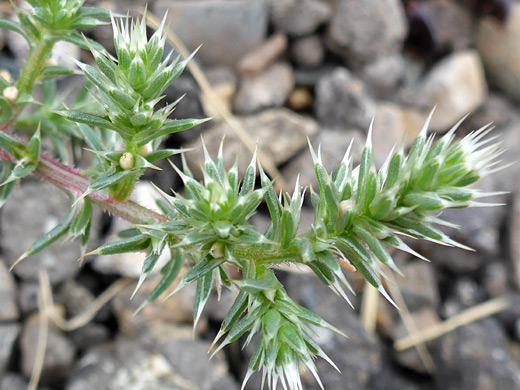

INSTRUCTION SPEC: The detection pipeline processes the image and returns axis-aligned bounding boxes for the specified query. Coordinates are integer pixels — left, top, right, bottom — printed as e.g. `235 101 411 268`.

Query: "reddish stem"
1 135 168 225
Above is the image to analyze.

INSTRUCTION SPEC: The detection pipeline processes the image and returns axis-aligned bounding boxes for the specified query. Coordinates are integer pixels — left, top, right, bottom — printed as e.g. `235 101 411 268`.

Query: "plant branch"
0 129 167 225
16 36 54 96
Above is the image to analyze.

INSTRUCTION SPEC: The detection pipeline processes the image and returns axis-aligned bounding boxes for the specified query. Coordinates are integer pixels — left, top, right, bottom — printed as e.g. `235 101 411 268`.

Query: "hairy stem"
1 131 167 225
16 36 55 96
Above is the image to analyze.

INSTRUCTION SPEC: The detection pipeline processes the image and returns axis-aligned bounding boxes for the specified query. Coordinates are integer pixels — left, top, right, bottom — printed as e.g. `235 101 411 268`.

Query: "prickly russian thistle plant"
0 1 505 389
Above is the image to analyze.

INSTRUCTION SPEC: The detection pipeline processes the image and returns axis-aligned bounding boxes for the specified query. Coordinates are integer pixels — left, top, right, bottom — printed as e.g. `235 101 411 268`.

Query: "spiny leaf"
11 207 75 270
193 270 214 332
56 110 114 129
182 255 226 285
136 248 183 312
0 18 29 41
133 118 211 146
81 234 149 259
69 199 92 237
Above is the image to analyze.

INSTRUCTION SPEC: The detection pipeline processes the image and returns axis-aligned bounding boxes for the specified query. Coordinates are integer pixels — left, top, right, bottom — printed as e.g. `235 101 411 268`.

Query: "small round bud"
334 253 356 272
140 143 152 156
0 70 12 84
339 199 355 213
3 86 18 103
45 58 57 67
119 152 134 170
210 241 225 259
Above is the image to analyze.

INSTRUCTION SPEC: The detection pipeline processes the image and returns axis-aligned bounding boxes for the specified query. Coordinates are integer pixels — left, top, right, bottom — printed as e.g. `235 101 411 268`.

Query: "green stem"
233 246 303 265
16 36 55 96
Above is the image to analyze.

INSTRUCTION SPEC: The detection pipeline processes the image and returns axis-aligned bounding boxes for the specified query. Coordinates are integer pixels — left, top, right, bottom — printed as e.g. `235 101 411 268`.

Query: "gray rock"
55 280 95 318
488 120 520 194
0 373 51 390
0 260 19 321
269 0 331 36
417 242 485 275
511 177 520 290
434 319 520 390
314 67 375 130
281 127 365 190
398 260 440 311
282 273 381 390
184 108 319 179
482 262 509 298
418 50 487 131
0 21 5 52
291 35 325 69
233 62 294 114
371 102 426 166
67 323 238 390
204 288 238 323
0 374 27 390
477 3 520 104
70 323 110 351
111 274 198 335
0 324 20 374
437 189 506 256
1 181 81 285
361 55 406 99
201 65 238 117
442 277 486 318
465 93 516 131
326 0 407 70
412 0 474 53
145 323 239 390
496 293 520 334
369 365 431 390
67 340 193 390
154 0 268 66
21 318 76 385
18 282 40 315
205 66 238 90
293 66 334 88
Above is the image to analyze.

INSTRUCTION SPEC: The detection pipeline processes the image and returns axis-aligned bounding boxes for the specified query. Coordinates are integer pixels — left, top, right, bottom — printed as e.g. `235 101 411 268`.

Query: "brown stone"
237 33 288 76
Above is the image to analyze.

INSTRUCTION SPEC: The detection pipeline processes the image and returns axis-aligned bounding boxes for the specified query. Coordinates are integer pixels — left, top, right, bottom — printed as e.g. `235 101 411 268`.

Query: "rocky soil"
2 0 520 389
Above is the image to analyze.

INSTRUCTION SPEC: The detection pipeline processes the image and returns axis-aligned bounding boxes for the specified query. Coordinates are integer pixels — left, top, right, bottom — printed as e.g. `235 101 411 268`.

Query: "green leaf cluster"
53 14 206 200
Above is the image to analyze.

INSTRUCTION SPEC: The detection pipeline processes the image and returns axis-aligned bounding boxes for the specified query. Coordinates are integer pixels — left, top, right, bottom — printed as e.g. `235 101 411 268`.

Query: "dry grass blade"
384 267 436 373
28 270 51 390
145 12 289 192
28 272 131 389
39 275 131 332
394 296 510 351
360 280 379 334
54 278 131 331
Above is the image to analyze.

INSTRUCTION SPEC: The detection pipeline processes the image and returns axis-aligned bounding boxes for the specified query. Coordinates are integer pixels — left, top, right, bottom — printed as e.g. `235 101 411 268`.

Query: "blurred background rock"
2 0 520 389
